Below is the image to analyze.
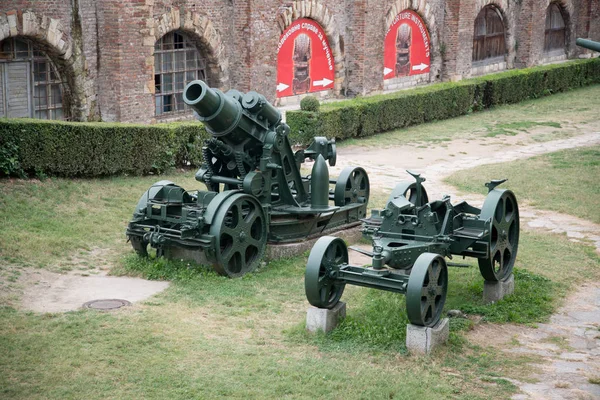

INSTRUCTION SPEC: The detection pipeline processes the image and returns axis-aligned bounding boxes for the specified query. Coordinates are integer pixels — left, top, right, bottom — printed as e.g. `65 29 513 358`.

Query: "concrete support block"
306 302 346 333
483 273 514 304
406 318 449 355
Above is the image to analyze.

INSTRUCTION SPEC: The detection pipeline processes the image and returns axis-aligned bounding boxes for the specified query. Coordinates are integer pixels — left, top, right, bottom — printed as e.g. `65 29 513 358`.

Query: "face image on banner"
384 10 431 79
277 18 335 98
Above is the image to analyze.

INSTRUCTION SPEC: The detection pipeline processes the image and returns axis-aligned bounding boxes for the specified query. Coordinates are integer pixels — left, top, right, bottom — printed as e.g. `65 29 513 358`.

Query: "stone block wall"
0 0 597 123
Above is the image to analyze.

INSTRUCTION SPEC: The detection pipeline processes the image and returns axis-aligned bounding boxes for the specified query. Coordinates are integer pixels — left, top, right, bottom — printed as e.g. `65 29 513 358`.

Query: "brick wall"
1 0 596 123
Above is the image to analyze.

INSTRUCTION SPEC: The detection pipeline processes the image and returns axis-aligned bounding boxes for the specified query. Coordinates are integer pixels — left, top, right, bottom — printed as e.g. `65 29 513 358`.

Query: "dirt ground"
4 122 599 399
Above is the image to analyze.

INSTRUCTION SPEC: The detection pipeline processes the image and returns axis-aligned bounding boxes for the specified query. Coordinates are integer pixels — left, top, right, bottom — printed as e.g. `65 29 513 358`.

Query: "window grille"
154 31 208 116
0 37 67 120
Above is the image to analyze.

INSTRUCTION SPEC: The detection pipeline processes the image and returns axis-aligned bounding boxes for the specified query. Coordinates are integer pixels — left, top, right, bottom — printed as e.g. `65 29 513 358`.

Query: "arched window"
544 3 566 54
154 31 208 116
472 6 507 64
0 37 67 120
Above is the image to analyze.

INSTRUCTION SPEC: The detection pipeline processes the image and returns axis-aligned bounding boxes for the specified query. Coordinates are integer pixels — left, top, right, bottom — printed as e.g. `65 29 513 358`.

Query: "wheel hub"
427 285 436 296
239 230 247 243
499 229 508 246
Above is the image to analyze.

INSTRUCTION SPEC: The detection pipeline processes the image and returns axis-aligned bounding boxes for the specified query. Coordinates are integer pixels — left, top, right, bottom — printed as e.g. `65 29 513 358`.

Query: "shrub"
0 119 209 178
287 58 600 144
300 95 320 112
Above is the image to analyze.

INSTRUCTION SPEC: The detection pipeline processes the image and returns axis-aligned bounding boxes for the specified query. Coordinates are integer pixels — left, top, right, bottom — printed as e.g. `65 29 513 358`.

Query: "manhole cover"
82 299 131 310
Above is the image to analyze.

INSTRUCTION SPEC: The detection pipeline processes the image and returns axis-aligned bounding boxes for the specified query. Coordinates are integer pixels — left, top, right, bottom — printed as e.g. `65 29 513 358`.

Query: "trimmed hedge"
287 58 600 144
2 58 598 178
0 119 209 178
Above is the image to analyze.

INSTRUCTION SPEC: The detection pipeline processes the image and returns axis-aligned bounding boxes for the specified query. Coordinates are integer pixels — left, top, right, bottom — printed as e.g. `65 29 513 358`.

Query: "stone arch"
0 10 88 120
384 0 440 79
385 0 436 32
544 0 575 55
473 0 516 68
150 9 228 89
276 1 344 95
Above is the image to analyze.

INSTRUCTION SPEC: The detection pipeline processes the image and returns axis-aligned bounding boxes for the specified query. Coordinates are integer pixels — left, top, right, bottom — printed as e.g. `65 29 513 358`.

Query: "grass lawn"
445 145 600 224
1 226 598 399
1 85 600 399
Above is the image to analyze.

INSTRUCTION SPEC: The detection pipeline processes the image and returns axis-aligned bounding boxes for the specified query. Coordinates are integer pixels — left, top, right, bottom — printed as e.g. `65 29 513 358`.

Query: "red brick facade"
0 0 597 122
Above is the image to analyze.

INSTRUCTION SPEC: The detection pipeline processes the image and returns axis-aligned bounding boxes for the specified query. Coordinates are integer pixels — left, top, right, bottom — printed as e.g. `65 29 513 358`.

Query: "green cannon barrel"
183 80 242 137
183 80 282 146
576 38 600 52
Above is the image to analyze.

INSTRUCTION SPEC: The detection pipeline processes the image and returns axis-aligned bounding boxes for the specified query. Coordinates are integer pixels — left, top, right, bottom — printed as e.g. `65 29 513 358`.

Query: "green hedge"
287 58 600 144
0 119 209 178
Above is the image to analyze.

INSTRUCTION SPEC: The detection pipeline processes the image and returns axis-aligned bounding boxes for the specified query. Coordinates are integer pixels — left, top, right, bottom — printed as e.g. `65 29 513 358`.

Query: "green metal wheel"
305 236 347 309
406 253 448 327
387 181 429 206
334 167 370 206
478 189 519 282
209 193 267 278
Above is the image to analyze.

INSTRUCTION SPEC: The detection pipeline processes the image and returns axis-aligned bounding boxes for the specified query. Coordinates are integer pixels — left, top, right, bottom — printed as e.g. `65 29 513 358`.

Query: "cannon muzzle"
576 38 600 52
183 80 283 145
183 80 242 137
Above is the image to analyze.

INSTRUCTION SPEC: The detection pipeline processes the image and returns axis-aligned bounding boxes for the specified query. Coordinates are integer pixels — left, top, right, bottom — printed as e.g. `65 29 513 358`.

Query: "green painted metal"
406 253 447 327
127 80 369 277
477 189 519 281
305 236 347 309
576 38 600 52
334 167 370 206
305 170 520 327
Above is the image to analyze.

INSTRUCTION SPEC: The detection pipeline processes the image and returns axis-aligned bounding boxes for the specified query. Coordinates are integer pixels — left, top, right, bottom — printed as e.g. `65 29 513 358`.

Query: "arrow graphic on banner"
412 63 429 71
313 78 333 87
384 67 393 76
277 83 290 92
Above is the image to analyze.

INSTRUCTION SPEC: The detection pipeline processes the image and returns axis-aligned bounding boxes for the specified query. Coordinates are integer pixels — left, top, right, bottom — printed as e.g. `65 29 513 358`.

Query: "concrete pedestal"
266 225 362 260
406 318 450 355
483 273 515 304
306 302 346 333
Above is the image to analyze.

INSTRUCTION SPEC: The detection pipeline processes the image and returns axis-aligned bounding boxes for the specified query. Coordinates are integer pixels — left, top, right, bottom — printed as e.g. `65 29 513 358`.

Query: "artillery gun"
305 171 519 327
576 38 600 52
127 80 369 277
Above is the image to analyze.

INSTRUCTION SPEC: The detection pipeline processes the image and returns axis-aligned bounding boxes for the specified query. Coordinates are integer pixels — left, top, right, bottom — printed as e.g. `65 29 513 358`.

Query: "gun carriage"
127 80 369 277
305 171 519 327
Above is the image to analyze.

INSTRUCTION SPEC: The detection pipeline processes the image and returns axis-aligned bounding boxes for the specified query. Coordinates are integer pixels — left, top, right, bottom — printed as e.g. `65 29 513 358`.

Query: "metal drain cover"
83 299 131 310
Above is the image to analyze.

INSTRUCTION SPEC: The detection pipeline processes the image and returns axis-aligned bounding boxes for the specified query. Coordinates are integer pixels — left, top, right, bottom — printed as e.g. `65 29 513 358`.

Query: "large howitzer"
127 80 369 277
576 38 600 52
305 171 519 327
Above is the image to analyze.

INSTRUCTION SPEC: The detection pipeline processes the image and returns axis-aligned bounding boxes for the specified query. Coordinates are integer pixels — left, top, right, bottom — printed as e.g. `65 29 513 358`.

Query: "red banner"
276 18 335 98
384 10 431 79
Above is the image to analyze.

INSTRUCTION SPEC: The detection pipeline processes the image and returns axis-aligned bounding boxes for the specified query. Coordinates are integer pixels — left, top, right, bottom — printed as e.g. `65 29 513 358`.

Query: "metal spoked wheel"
305 236 347 309
387 181 429 206
406 253 448 327
334 166 370 206
209 193 267 278
478 189 520 282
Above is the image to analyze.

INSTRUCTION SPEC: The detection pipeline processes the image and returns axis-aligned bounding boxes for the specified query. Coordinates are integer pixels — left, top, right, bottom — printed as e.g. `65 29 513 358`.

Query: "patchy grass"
1 85 600 399
339 84 600 148
3 223 596 398
589 376 600 385
483 121 561 137
445 145 600 224
0 173 199 270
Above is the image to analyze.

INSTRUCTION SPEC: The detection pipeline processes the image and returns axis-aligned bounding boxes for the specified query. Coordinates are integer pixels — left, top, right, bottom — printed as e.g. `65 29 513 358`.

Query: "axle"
334 265 409 294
